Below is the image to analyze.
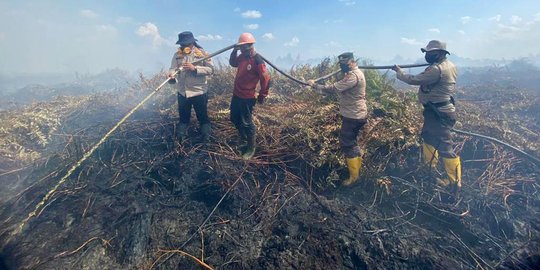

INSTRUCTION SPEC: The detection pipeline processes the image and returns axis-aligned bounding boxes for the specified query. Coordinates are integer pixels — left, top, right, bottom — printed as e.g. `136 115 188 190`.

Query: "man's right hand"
391 65 401 72
167 72 176 84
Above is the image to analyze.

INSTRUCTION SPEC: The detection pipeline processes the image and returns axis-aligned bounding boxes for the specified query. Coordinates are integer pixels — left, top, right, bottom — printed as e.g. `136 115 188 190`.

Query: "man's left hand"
182 62 196 71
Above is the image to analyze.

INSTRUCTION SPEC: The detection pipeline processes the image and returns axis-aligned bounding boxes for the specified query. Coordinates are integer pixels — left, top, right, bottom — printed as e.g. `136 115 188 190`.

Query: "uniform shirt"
169 47 214 98
315 66 367 120
396 58 457 112
229 50 270 99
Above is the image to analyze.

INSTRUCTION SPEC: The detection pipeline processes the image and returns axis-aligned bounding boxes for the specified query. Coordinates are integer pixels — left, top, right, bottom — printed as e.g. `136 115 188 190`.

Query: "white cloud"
196 34 223 41
262 33 274 40
233 7 241 12
284 36 299 47
95 24 117 35
498 23 522 33
80 9 98 19
136 22 167 48
244 24 259 30
461 16 472 24
241 10 262 19
458 30 466 35
116 16 135 24
535 12 540 21
324 41 341 47
428 28 440 34
400 37 422 45
339 0 356 6
488 14 501 22
511 15 523 25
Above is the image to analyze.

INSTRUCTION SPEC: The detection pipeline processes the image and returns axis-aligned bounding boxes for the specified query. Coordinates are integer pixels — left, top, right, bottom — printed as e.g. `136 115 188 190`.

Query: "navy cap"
338 52 354 61
176 31 198 46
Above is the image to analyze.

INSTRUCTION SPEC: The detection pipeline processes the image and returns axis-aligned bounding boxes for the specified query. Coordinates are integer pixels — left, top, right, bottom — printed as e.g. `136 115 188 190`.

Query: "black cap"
338 52 354 61
176 31 198 46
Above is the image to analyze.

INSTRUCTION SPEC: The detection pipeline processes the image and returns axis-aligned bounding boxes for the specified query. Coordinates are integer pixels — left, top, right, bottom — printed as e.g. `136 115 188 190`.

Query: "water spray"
8 44 236 239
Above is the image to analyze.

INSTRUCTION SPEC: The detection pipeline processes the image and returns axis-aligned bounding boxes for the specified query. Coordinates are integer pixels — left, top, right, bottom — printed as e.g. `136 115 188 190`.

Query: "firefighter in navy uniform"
308 52 367 186
229 32 271 160
168 31 214 142
392 40 461 196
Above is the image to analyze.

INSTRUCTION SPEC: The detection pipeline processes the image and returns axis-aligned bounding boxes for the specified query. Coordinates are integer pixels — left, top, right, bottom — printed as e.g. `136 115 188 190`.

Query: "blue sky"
1 0 539 74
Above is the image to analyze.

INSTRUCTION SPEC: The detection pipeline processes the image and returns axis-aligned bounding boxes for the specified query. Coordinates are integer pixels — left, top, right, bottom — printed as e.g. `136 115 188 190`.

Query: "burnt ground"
1 82 540 269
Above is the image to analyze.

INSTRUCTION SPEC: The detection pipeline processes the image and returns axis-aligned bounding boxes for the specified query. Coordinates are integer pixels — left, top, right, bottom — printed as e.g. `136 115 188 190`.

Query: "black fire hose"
258 53 429 85
452 128 540 166
260 55 540 167
312 63 430 83
424 103 540 167
258 54 311 86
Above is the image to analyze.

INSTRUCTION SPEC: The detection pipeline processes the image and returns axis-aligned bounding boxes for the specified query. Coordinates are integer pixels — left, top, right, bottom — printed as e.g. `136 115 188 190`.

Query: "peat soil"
0 115 539 270
0 89 539 269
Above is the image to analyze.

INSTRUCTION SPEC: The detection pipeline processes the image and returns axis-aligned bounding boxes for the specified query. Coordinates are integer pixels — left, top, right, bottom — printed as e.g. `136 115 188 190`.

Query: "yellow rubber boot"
443 157 462 188
343 157 362 186
422 143 439 169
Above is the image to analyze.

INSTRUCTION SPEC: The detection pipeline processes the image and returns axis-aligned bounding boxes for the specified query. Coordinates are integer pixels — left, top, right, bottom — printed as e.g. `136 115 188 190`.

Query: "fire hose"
259 54 540 167
258 54 430 85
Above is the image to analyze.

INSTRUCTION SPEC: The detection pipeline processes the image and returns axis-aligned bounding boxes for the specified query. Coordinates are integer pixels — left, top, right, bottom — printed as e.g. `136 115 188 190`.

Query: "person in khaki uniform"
308 52 367 186
168 31 214 142
391 40 461 195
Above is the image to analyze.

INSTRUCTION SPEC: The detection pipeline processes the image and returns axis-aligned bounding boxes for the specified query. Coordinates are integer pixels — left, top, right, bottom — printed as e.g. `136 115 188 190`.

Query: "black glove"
257 95 265 104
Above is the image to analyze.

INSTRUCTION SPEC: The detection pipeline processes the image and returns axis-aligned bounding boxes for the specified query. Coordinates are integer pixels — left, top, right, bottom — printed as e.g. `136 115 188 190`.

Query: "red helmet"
237 32 256 45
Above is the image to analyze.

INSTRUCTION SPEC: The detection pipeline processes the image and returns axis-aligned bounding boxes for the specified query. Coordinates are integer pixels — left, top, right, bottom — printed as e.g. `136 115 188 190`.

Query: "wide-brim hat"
421 40 450 54
176 31 198 46
338 52 354 61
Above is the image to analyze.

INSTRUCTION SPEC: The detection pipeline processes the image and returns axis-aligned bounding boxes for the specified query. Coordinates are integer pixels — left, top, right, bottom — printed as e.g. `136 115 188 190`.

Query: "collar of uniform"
433 57 447 65
177 47 205 58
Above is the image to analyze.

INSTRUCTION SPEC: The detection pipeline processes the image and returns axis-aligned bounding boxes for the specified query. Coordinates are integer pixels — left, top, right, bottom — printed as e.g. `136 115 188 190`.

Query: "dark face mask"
424 53 439 64
340 62 350 72
240 44 253 55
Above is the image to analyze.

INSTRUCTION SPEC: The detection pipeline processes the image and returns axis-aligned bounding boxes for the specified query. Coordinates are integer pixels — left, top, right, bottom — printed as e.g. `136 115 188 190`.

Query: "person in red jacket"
229 32 271 160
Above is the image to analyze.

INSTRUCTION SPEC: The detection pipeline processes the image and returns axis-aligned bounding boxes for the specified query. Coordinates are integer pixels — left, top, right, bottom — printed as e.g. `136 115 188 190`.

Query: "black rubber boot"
237 127 247 150
242 134 256 160
200 123 211 143
176 123 188 141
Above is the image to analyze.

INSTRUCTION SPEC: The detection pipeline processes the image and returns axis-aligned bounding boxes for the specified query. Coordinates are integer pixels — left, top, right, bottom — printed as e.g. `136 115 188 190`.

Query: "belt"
423 100 451 108
423 97 455 108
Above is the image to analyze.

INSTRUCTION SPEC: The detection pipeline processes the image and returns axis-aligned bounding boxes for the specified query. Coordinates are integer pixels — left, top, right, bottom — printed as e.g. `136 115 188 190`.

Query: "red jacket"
229 50 270 99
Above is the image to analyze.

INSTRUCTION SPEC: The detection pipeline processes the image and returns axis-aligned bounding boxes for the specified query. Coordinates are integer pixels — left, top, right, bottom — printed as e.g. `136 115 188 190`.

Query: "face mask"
240 44 253 55
340 62 350 72
424 53 439 64
181 46 192 54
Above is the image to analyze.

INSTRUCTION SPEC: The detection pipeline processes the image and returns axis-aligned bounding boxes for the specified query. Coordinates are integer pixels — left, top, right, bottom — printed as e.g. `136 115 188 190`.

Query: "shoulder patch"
193 47 205 58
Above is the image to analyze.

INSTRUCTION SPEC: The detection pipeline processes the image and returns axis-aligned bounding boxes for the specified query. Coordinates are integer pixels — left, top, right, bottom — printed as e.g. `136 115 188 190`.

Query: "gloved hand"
167 72 177 84
257 95 265 104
